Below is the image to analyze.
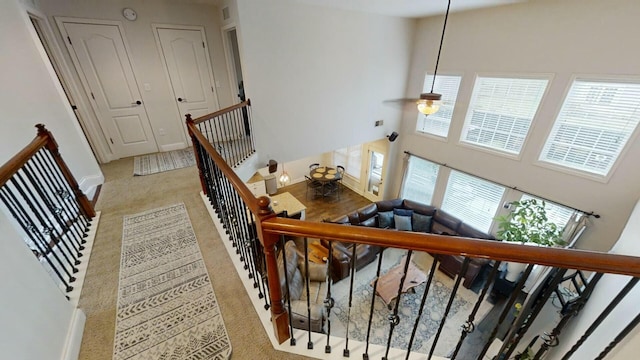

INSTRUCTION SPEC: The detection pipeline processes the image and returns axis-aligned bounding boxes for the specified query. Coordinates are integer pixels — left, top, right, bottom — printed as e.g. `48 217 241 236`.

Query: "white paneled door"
156 27 218 125
61 21 158 158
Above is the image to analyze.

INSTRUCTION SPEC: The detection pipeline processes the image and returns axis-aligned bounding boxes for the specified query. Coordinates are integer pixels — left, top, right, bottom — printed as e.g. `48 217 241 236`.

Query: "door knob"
178 97 187 102
131 100 141 105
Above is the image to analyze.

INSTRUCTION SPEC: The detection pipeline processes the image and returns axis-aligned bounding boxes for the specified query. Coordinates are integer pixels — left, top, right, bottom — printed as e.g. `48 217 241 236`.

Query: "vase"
505 261 527 282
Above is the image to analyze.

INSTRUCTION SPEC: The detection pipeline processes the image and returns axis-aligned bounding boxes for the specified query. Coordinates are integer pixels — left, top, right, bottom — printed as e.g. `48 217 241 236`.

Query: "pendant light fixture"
279 164 290 187
417 0 451 116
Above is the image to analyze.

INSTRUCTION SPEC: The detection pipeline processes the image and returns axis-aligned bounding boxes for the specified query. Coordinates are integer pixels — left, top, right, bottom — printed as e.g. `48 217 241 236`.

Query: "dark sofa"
324 198 497 288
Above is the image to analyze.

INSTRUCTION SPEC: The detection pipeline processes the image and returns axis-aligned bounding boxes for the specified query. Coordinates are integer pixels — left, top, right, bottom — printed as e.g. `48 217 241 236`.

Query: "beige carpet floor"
78 157 311 360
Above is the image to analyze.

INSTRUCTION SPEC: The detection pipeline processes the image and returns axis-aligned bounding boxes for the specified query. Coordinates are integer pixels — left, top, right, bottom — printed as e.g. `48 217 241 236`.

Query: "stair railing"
187 104 640 360
0 124 95 296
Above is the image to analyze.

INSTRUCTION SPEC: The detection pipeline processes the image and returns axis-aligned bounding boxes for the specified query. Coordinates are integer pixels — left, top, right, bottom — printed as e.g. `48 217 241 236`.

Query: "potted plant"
495 198 565 281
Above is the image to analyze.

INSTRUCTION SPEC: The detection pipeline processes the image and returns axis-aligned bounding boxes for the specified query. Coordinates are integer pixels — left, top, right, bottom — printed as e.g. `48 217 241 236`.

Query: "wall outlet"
375 120 384 127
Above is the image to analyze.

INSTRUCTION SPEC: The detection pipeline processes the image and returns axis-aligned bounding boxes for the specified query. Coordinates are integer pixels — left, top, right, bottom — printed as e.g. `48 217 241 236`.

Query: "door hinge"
211 86 214 92
202 41 205 48
67 36 72 45
109 138 114 144
71 105 78 110
90 92 95 100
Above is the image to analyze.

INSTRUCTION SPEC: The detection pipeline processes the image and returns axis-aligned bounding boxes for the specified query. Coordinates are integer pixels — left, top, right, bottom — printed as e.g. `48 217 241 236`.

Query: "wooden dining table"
309 166 342 197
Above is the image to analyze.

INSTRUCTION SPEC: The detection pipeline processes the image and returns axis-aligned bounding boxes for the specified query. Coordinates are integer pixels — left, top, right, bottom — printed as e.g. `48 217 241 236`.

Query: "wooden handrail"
190 100 251 125
0 129 48 187
261 217 640 277
0 124 94 219
186 114 265 215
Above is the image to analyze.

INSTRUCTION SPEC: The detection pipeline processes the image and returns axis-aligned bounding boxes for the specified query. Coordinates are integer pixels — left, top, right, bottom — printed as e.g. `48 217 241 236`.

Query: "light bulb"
279 172 290 185
417 100 440 115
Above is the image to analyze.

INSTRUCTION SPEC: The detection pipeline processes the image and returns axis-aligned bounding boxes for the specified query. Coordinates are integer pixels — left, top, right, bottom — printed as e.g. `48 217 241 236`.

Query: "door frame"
221 23 244 105
23 9 111 163
363 141 390 202
56 17 158 159
152 23 220 143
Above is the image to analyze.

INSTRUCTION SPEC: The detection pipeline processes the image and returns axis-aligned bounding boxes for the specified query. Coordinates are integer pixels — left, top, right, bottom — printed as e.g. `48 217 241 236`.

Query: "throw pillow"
412 213 433 233
393 208 414 217
378 211 394 228
394 214 412 231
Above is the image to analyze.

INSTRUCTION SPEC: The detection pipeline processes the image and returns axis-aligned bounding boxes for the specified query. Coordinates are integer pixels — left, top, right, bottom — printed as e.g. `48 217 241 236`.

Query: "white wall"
546 199 640 359
0 179 79 359
394 0 640 252
38 0 234 161
236 0 414 165
0 0 102 190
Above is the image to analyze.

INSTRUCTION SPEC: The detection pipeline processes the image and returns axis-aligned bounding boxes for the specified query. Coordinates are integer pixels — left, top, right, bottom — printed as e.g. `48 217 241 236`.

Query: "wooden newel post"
36 124 95 218
256 196 291 344
186 114 207 195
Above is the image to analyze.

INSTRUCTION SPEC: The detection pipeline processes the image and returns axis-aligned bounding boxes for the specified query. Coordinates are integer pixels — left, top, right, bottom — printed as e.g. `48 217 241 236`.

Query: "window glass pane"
346 145 362 178
441 171 505 232
520 194 574 230
334 145 362 180
461 76 549 154
540 79 640 176
401 157 439 204
416 74 462 137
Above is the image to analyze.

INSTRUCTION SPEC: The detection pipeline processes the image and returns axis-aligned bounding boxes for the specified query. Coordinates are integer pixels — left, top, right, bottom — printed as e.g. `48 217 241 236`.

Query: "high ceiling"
294 0 525 18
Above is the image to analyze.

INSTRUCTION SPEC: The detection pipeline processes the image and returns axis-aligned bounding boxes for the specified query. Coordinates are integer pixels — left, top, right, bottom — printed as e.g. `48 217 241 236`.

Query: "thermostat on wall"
123 8 137 21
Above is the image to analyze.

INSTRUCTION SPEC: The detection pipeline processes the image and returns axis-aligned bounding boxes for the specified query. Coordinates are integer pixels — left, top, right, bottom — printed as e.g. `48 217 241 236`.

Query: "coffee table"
373 256 428 309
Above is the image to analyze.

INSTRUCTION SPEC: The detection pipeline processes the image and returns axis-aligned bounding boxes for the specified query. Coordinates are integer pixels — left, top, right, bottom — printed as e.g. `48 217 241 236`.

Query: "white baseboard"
160 142 188 152
61 308 86 360
79 174 104 200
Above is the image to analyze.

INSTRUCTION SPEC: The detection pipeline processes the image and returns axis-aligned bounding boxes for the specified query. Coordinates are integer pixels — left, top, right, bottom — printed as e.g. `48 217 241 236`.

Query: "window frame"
536 75 640 182
440 170 507 233
415 72 463 139
400 155 441 205
333 144 363 180
458 73 553 159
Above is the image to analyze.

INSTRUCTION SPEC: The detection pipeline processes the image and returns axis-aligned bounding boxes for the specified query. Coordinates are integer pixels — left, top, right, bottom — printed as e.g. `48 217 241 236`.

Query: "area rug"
113 203 231 360
330 249 492 358
133 148 195 176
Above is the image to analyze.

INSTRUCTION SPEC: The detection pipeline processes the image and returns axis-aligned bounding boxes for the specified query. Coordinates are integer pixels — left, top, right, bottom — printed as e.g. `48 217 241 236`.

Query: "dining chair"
335 165 345 198
305 175 324 199
309 163 320 170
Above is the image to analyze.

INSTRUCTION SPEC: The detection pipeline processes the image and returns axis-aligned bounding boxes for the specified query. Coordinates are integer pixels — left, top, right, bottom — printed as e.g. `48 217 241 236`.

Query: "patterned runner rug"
133 148 195 176
113 203 231 360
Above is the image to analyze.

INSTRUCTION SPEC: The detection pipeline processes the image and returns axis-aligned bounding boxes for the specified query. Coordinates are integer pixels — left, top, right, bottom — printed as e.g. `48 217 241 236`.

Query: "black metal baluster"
594 311 640 360
343 244 358 357
533 272 604 360
363 247 385 360
41 150 90 231
14 172 80 268
502 268 569 359
246 102 256 153
478 263 534 359
404 256 439 360
229 109 241 166
561 277 639 359
261 250 272 310
25 161 85 253
33 151 87 243
0 187 73 292
450 260 502 360
215 114 231 163
383 250 414 360
303 237 313 349
427 257 470 359
324 240 334 354
280 236 296 346
248 212 267 301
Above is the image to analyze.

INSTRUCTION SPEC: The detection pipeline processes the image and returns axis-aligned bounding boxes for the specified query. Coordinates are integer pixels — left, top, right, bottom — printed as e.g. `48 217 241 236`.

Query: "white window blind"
520 194 575 230
333 145 362 179
441 171 505 233
461 76 549 154
540 79 640 176
416 74 462 137
401 156 440 204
